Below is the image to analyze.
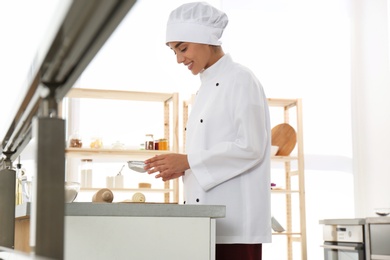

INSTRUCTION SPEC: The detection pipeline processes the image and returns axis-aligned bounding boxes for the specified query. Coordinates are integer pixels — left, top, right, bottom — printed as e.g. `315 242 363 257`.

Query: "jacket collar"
200 53 232 82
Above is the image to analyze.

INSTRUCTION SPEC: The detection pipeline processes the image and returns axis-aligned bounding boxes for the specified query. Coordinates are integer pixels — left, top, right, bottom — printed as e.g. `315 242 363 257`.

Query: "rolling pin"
92 188 114 203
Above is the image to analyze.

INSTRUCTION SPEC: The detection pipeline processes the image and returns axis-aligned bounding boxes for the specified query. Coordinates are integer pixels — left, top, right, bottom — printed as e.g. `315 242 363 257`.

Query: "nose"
176 53 185 64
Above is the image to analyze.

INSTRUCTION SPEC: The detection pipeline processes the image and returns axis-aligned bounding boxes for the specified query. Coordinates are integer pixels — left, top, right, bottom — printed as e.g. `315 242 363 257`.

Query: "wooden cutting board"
271 123 297 156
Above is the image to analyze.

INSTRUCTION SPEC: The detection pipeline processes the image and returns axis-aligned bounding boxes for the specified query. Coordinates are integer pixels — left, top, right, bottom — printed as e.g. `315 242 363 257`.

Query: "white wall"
351 0 390 217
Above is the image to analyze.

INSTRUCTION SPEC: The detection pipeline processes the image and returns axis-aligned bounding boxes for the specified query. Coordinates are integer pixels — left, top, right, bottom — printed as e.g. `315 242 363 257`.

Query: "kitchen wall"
351 0 390 217
2 0 390 259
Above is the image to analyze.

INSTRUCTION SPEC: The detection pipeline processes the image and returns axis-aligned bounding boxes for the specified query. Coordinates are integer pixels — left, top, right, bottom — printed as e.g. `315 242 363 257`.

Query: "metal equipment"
0 0 137 258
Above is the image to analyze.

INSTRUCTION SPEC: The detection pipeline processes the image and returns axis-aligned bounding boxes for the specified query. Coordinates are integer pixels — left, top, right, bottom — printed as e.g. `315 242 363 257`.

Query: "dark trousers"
216 244 262 260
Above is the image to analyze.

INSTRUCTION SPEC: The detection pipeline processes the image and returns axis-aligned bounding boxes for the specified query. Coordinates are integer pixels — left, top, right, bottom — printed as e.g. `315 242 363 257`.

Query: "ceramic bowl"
374 208 390 217
65 182 80 203
271 145 279 156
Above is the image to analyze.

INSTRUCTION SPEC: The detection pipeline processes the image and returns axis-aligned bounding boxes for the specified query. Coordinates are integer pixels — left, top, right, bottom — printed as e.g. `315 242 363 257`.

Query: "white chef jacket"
184 54 271 244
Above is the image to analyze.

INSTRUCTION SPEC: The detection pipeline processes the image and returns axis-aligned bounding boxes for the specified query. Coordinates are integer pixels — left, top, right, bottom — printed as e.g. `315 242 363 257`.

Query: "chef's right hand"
144 153 188 181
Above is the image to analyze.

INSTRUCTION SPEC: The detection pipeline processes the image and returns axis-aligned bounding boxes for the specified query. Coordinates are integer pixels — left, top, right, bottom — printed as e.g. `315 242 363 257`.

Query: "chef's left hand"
144 153 189 181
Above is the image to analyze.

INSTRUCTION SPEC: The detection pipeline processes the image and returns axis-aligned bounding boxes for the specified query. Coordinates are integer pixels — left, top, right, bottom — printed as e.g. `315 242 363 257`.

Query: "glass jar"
158 139 168 150
80 159 93 188
90 137 103 149
69 132 82 148
154 139 159 150
145 134 154 150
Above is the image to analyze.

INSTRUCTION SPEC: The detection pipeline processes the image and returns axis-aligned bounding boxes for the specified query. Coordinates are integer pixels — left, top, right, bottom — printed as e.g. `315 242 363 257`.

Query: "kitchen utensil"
128 160 146 173
92 188 114 203
271 123 297 156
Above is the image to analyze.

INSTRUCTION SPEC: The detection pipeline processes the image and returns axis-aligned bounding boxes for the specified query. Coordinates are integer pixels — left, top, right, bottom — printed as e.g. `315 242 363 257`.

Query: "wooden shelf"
65 148 171 160
271 189 300 194
67 88 175 102
269 98 307 260
63 88 180 203
272 232 302 236
80 187 174 193
271 155 299 161
267 98 299 109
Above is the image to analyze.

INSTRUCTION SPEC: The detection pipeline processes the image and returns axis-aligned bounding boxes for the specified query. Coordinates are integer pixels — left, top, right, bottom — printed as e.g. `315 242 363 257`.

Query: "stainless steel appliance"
320 219 366 260
365 217 390 260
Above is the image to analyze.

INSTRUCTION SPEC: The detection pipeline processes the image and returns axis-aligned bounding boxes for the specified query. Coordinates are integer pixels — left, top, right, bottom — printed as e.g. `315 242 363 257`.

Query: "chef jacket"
184 54 272 244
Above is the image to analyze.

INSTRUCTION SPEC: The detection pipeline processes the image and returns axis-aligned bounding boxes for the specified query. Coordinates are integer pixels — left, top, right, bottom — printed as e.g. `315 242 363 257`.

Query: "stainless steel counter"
365 217 390 224
319 217 390 225
319 218 366 225
16 202 226 219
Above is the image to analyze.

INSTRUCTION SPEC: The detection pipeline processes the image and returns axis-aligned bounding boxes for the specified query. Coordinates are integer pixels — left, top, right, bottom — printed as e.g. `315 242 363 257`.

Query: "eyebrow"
174 42 184 48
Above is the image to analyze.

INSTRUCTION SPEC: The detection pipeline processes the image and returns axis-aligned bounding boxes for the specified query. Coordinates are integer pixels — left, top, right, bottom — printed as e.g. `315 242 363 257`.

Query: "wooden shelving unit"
183 96 307 259
63 88 179 203
268 98 307 260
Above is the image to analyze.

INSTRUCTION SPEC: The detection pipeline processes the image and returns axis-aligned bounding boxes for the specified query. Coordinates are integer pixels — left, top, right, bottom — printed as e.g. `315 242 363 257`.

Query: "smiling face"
168 42 224 75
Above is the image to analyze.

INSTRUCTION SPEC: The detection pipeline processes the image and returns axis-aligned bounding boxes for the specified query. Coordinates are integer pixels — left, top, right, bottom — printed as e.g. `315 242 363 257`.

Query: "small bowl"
271 145 279 156
374 208 390 217
271 216 285 232
65 182 80 203
128 161 146 173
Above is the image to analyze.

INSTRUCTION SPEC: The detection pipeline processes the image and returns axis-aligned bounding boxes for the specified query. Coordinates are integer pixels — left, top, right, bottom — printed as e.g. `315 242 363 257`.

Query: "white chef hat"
166 2 228 46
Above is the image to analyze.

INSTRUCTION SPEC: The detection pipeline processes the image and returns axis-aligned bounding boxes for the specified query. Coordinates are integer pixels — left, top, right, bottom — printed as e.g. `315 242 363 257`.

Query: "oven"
321 221 365 260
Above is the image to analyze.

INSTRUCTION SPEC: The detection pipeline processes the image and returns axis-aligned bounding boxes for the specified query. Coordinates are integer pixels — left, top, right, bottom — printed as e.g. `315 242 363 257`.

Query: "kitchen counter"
16 202 226 219
365 216 390 224
319 218 365 225
15 202 226 260
319 217 390 225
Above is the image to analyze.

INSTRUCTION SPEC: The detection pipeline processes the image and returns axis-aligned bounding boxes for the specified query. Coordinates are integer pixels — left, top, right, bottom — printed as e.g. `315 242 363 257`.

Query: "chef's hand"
144 153 189 181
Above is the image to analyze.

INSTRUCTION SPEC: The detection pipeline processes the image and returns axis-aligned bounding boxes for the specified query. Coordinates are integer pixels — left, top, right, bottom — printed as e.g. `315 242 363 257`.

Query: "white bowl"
271 145 279 156
374 208 390 217
65 182 80 203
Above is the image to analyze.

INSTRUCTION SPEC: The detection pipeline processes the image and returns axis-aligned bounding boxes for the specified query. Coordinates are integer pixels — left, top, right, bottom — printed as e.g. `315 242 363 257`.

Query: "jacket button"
216 83 219 86
183 201 186 204
200 119 203 123
196 198 200 203
184 127 187 131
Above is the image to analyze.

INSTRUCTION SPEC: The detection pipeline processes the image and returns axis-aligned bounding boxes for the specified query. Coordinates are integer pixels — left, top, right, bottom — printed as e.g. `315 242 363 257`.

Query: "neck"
206 46 225 69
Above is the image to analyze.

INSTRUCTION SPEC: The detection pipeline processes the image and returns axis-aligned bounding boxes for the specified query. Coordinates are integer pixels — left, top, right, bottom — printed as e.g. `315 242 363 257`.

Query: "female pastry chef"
144 2 271 259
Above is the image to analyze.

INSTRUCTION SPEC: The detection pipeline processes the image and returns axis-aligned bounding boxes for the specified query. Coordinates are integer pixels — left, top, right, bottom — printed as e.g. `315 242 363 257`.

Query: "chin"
191 68 203 75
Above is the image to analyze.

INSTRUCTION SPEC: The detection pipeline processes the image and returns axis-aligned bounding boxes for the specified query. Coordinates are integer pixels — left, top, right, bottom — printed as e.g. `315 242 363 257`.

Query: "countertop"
319 217 390 225
319 218 365 225
15 202 226 219
365 217 390 224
